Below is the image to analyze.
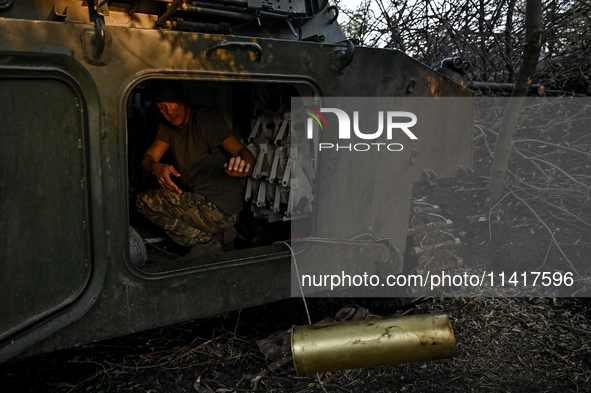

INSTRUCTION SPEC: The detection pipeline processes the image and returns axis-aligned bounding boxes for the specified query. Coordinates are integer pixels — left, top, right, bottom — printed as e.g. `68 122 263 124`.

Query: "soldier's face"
157 102 190 128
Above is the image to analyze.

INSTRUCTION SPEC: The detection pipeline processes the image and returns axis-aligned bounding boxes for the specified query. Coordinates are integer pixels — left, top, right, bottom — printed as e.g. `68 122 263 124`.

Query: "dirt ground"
1 98 590 392
1 297 590 393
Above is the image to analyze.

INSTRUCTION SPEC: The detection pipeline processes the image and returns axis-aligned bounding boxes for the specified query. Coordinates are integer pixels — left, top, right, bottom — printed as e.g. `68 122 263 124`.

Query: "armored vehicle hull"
0 0 472 362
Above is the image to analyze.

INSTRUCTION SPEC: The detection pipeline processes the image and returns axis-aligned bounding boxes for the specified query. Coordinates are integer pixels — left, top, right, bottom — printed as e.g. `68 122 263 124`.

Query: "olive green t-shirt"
155 106 242 215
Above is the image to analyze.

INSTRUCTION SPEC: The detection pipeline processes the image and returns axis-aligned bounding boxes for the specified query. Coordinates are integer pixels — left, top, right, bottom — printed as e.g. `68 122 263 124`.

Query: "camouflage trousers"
136 189 239 247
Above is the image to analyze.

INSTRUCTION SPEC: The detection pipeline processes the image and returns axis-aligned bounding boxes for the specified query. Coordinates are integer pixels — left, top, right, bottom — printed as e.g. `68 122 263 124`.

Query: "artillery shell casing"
291 314 456 375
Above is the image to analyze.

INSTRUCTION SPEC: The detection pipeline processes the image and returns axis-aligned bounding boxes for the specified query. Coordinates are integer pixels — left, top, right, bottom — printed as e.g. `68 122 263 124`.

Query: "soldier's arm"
221 136 255 177
142 140 182 194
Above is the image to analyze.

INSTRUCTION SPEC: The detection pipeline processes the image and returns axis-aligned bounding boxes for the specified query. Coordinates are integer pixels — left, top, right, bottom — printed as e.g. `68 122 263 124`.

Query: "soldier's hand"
224 156 250 177
152 162 182 193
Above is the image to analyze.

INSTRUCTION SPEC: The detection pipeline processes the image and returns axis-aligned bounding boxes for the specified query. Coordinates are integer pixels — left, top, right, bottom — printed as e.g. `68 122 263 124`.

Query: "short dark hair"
150 80 185 104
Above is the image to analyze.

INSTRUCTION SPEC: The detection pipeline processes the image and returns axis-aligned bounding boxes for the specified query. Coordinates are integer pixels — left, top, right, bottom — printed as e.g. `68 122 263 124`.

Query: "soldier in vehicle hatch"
136 85 255 257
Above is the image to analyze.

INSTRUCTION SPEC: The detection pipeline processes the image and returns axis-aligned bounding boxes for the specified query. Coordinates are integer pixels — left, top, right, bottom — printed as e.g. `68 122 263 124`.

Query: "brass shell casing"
291 314 456 375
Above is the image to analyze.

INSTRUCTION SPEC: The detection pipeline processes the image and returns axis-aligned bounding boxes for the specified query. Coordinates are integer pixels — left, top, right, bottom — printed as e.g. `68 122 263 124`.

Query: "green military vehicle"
0 0 473 362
